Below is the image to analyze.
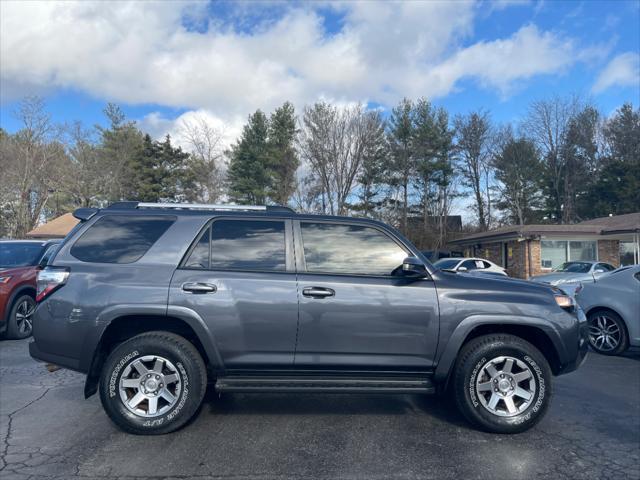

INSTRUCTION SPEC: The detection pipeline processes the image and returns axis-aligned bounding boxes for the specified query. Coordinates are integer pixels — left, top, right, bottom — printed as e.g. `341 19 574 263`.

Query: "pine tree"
267 102 299 205
227 110 271 204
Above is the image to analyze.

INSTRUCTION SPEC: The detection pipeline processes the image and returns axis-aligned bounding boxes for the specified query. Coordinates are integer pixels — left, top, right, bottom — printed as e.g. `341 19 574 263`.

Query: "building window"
620 241 637 266
541 240 597 269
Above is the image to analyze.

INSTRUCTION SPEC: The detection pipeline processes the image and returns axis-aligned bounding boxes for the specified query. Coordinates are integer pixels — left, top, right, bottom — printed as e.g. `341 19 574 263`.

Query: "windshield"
434 259 460 270
0 242 45 268
553 262 592 273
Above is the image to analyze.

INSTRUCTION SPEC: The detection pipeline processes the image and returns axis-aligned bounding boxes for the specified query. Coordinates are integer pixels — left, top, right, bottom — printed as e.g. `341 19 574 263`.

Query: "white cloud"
1 1 596 127
592 52 640 93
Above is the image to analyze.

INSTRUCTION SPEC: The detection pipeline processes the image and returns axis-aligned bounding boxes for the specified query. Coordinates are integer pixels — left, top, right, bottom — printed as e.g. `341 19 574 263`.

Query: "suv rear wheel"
453 334 552 434
99 331 207 435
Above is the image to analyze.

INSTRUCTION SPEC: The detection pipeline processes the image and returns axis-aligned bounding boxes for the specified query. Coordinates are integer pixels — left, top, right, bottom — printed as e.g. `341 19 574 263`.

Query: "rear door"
293 220 439 371
169 217 299 370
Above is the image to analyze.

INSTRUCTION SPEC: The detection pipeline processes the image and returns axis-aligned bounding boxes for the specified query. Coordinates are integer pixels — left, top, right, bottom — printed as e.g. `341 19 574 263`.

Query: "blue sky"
1 0 638 140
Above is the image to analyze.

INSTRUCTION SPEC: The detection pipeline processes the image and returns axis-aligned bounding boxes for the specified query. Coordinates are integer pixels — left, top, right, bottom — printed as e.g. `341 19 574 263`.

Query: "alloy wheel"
15 299 35 336
118 355 182 417
475 356 537 417
588 315 620 352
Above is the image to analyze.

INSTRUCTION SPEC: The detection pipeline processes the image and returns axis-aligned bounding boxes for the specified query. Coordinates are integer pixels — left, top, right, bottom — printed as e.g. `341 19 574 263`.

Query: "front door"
169 218 299 370
293 221 439 371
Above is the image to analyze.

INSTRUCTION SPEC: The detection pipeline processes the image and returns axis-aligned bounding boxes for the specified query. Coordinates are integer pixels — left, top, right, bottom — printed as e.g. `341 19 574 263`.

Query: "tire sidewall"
99 335 204 434
457 338 552 433
7 294 35 339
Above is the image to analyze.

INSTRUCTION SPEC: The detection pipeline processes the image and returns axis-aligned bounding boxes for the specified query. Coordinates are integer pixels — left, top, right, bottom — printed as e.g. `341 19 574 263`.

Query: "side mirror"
457 266 468 272
402 257 428 278
594 269 605 274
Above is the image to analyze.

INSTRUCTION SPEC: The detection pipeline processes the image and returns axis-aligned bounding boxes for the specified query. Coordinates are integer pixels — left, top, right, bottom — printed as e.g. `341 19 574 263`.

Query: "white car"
433 257 508 276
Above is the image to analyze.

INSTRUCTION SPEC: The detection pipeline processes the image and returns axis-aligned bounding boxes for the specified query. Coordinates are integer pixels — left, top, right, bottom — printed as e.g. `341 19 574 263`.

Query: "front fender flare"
433 314 566 383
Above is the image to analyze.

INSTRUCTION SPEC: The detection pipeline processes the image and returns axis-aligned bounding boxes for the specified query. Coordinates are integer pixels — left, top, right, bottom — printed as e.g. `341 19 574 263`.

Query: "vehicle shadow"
201 385 472 429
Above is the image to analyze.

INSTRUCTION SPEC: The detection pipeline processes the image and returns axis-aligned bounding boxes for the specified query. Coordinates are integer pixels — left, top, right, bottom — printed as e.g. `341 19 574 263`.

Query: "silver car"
531 261 616 286
577 265 640 355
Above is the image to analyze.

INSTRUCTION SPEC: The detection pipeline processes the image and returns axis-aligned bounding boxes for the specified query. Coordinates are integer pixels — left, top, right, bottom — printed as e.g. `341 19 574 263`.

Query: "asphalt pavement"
1 338 639 480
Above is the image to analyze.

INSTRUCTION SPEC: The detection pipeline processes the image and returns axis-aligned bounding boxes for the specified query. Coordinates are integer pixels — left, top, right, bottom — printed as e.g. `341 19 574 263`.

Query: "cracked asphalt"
1 339 639 480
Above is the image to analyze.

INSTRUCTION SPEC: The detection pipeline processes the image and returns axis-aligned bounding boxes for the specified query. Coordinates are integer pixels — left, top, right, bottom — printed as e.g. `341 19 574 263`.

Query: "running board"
215 376 435 394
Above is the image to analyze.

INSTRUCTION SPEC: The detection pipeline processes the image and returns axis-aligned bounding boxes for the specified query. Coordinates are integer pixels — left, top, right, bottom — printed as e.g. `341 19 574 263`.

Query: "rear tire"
99 331 207 435
6 295 35 339
453 334 552 434
587 310 628 356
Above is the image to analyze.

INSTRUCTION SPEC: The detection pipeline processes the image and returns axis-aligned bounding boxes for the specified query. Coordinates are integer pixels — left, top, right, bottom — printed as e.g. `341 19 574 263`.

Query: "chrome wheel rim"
588 315 620 352
118 355 182 418
15 299 35 335
475 356 536 417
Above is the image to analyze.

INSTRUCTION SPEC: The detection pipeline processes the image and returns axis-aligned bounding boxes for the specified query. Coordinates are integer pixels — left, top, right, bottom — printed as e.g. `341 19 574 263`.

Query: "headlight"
0 276 12 284
554 294 575 310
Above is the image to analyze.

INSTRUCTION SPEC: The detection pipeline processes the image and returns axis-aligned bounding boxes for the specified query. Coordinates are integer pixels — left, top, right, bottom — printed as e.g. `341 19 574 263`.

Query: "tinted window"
597 263 615 272
185 227 210 268
210 220 286 271
0 242 45 268
554 262 591 273
461 260 481 270
300 222 407 276
70 215 175 264
434 259 460 270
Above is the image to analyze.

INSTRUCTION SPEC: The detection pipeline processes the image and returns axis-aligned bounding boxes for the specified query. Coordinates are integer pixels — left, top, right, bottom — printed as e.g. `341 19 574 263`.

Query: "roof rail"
107 202 294 213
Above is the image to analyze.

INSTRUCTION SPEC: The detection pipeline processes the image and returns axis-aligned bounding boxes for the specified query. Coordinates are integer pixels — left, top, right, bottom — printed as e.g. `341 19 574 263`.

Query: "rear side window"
300 222 407 276
184 219 287 271
70 215 175 264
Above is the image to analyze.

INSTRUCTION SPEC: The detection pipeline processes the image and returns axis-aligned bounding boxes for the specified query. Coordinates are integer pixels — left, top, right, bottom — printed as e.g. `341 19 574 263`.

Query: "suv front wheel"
99 331 207 435
453 334 552 434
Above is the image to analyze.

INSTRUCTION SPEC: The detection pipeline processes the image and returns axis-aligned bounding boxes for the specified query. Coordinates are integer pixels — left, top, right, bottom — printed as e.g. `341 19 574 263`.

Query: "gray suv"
30 202 588 435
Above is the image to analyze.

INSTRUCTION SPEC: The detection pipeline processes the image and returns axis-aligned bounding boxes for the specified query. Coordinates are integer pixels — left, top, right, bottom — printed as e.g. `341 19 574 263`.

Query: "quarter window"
300 222 407 276
70 215 175 264
209 219 286 271
185 227 210 269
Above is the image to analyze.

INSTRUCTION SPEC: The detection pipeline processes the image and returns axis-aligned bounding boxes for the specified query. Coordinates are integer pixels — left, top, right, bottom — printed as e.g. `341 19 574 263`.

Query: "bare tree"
454 110 493 230
179 116 226 203
299 103 384 215
523 96 580 223
0 97 68 237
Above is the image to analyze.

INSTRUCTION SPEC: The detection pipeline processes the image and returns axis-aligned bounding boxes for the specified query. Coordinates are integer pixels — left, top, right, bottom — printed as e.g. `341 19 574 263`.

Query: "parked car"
421 250 464 262
0 240 60 339
530 261 615 286
576 265 640 355
30 202 587 435
433 257 508 276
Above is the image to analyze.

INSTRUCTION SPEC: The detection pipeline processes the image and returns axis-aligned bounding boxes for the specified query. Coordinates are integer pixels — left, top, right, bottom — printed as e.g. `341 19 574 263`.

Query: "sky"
1 0 639 148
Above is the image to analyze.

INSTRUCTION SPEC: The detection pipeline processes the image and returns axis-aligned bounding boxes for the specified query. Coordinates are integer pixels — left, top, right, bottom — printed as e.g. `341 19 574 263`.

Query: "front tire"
99 331 207 435
6 295 35 339
453 334 552 434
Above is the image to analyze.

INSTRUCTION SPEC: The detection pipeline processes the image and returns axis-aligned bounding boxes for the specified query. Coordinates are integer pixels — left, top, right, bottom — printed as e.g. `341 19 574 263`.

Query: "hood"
530 272 586 284
0 265 35 276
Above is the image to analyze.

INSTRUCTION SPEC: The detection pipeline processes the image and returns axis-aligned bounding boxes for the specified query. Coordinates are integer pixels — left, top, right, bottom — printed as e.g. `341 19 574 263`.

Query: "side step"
215 376 435 394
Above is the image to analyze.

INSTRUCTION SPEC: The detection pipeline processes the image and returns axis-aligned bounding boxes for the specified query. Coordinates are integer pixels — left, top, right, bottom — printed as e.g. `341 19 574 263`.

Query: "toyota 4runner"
29 202 588 434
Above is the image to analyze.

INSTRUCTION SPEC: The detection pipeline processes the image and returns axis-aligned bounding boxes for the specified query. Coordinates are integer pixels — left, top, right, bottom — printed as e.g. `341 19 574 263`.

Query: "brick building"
449 213 640 279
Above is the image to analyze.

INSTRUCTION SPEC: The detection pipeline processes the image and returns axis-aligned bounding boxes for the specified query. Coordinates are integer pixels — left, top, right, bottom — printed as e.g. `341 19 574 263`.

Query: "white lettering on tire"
109 350 139 398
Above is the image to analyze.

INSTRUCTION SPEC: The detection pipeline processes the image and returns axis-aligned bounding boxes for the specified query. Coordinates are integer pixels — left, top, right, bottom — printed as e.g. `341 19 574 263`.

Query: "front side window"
70 215 175 264
300 222 407 276
209 219 286 271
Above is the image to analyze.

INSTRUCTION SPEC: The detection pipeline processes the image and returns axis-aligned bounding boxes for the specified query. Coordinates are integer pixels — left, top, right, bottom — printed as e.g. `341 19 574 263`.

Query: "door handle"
182 282 217 293
302 287 335 298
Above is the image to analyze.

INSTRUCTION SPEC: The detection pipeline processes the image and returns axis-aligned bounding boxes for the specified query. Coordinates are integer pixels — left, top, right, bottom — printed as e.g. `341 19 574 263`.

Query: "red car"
0 240 60 339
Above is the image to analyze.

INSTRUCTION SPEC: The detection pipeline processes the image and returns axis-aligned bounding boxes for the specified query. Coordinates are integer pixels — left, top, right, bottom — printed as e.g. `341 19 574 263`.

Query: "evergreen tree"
227 110 271 204
387 98 415 233
267 102 299 205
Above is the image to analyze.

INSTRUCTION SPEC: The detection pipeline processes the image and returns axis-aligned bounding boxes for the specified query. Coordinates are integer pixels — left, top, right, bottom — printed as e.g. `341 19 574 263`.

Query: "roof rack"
107 201 294 213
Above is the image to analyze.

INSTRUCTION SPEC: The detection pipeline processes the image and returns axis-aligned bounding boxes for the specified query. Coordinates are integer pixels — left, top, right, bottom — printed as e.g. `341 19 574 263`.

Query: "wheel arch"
435 319 564 387
83 311 222 399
